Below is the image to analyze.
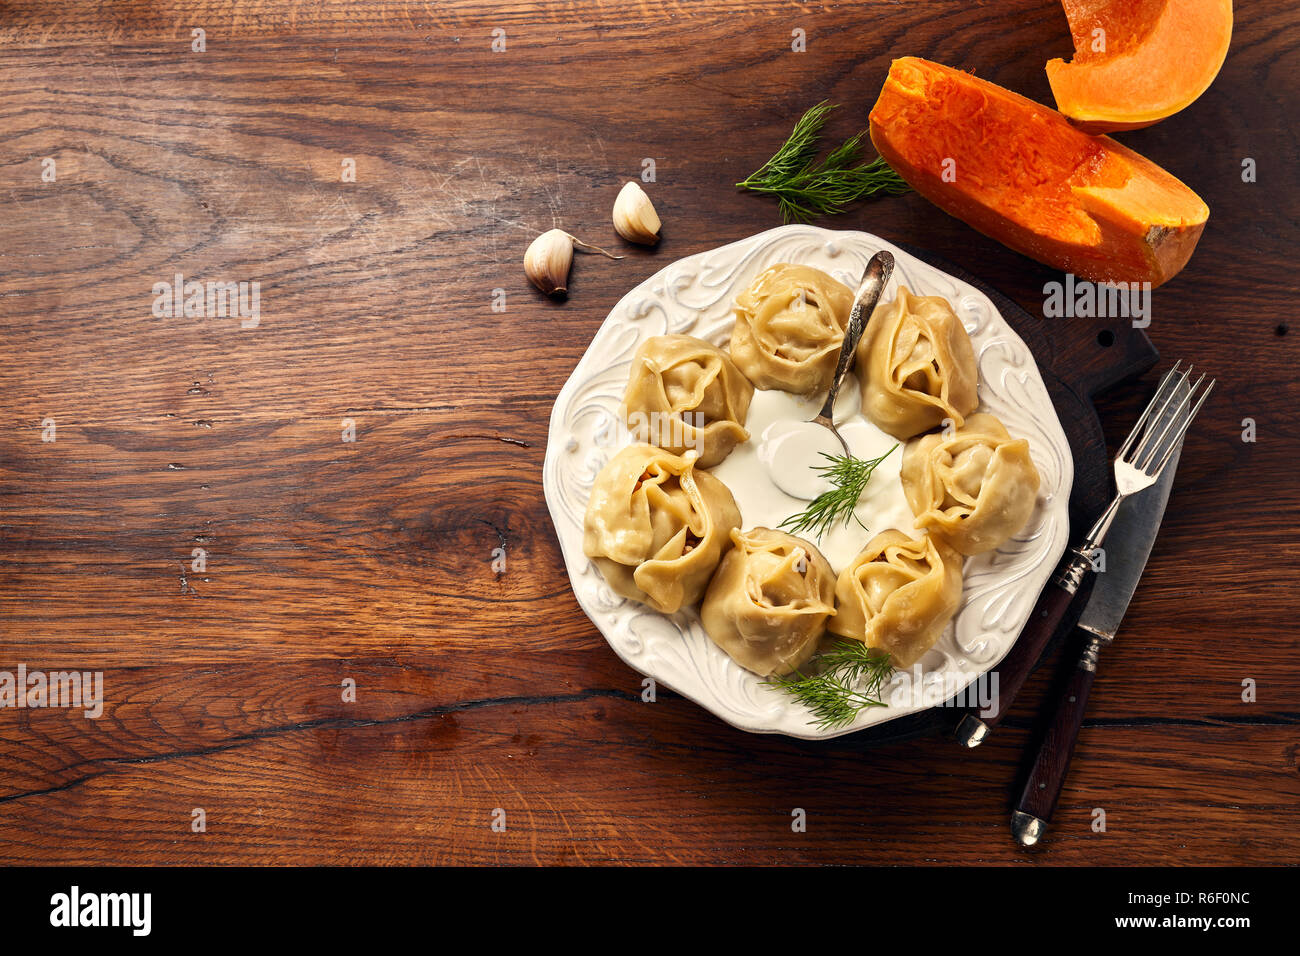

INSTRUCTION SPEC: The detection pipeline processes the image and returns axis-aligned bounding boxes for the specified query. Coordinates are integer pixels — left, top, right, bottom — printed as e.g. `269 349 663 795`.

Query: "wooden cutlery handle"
1012 645 1099 846
954 576 1080 746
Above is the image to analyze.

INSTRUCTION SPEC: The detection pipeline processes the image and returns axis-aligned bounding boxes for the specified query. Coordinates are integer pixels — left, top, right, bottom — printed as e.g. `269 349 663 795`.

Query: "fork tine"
1116 361 1181 463
1118 361 1180 460
1137 371 1204 472
1125 363 1189 465
1150 377 1215 478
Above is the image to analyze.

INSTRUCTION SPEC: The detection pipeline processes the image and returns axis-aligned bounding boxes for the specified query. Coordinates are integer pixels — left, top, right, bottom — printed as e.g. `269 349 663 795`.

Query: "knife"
1009 437 1183 847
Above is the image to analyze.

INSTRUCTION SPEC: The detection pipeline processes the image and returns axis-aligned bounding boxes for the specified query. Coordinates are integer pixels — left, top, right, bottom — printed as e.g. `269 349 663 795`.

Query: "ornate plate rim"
542 224 1072 740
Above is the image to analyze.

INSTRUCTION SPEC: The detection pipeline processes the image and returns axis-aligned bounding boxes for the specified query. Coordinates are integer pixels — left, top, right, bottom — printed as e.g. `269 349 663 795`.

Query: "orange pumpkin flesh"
869 57 1209 287
1047 0 1233 133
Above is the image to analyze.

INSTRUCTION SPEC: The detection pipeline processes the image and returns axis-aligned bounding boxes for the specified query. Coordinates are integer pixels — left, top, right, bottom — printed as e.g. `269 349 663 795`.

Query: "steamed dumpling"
621 334 754 468
829 530 963 668
700 527 837 677
583 444 741 613
900 412 1041 556
730 263 855 395
857 286 978 440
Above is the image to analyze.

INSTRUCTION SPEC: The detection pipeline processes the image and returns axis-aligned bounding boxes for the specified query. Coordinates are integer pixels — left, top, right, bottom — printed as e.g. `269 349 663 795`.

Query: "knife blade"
1074 440 1182 643
1010 437 1183 847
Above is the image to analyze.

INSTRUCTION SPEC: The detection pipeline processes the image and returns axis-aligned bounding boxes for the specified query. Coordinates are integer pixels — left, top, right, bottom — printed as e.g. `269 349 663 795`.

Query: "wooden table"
1 1 1296 866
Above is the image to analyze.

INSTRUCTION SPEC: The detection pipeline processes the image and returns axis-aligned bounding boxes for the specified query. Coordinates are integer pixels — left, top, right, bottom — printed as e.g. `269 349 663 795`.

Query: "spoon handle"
817 250 894 421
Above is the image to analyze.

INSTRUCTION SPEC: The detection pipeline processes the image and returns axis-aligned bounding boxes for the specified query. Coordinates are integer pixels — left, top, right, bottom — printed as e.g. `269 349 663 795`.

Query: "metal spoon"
809 250 894 455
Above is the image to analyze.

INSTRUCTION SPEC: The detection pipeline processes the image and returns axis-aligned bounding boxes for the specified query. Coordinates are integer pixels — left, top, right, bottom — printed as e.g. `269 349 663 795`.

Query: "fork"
955 362 1215 747
809 250 894 455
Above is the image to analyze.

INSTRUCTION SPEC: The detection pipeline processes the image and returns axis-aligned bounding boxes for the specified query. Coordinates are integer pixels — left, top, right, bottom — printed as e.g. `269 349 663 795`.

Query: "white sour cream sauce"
707 374 918 574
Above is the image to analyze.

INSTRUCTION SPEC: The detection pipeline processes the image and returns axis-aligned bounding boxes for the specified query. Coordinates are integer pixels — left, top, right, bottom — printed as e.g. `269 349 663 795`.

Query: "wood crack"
0 688 645 806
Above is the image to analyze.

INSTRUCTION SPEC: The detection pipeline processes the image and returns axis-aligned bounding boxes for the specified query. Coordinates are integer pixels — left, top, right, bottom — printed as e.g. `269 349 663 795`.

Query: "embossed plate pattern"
543 225 1072 739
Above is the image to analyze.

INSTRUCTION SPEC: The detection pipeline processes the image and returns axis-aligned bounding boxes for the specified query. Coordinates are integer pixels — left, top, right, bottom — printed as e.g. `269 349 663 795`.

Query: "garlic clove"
524 228 575 296
525 229 625 298
613 181 661 246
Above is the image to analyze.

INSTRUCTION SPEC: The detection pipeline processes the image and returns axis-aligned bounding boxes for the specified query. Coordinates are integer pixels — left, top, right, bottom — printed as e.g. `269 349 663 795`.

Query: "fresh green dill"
766 641 896 729
778 445 899 539
736 102 910 223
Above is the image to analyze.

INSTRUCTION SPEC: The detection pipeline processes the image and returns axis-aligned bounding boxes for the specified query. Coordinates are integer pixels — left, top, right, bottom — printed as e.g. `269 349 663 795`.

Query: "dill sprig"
767 641 895 729
778 445 898 539
736 102 910 223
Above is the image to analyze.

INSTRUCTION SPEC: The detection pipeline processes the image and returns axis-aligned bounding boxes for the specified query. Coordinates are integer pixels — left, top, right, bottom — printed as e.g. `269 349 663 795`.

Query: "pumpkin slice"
869 57 1209 287
1047 0 1233 133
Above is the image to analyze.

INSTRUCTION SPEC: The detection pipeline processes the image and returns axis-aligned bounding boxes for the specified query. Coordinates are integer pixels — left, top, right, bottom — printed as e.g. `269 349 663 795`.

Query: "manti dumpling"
730 263 855 395
700 528 837 677
900 412 1041 556
583 443 741 613
829 530 963 668
621 334 754 468
857 286 979 440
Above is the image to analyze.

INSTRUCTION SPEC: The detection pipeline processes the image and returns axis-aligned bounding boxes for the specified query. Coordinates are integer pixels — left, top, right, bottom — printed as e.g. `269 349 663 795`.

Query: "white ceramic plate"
543 225 1072 739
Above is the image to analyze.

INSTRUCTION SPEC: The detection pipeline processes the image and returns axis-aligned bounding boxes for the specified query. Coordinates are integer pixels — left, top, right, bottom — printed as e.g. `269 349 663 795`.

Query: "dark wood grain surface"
1 1 1297 865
